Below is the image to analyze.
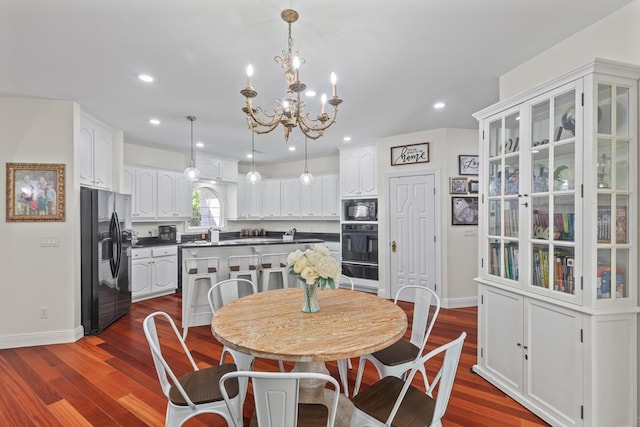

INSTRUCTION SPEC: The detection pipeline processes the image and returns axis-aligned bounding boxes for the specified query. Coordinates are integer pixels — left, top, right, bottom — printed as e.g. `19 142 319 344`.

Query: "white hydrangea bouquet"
287 244 341 312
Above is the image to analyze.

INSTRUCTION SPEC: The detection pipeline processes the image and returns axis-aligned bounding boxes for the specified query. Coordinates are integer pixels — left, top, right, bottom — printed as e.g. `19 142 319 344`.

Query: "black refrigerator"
81 187 132 335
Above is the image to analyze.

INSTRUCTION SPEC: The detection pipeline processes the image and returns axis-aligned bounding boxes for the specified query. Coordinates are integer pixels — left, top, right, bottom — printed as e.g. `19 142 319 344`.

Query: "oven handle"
341 260 379 267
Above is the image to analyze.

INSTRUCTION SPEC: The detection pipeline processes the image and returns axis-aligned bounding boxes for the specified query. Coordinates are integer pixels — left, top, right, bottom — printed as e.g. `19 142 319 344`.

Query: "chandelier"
240 9 343 142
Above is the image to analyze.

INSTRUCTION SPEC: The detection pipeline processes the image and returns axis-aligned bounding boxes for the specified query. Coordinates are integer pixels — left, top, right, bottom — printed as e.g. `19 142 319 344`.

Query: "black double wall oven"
341 223 378 281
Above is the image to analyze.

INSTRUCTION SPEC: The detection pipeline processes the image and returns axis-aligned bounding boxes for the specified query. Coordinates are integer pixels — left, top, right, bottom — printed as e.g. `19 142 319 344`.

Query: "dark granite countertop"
180 237 325 248
132 232 338 249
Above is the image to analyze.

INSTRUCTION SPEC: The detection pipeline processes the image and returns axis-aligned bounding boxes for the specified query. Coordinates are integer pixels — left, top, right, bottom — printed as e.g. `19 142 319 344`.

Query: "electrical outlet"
40 235 60 247
40 307 48 319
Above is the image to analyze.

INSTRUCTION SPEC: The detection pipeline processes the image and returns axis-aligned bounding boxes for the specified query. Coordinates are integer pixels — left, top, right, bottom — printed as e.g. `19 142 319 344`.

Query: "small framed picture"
6 162 65 222
452 196 479 226
468 180 479 194
449 177 468 194
458 154 479 175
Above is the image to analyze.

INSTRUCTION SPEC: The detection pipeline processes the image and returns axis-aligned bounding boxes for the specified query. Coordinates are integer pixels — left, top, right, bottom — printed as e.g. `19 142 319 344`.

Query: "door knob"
391 240 397 252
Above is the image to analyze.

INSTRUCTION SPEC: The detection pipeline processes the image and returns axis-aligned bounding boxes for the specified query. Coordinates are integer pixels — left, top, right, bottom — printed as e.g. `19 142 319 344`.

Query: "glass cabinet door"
486 111 520 281
527 86 579 298
595 82 631 301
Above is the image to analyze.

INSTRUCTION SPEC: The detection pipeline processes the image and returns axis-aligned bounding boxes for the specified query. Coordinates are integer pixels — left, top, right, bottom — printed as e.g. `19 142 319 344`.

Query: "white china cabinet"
473 59 639 427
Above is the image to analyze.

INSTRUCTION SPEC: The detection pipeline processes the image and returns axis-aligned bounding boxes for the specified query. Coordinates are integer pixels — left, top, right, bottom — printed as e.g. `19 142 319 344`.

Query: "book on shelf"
597 205 628 243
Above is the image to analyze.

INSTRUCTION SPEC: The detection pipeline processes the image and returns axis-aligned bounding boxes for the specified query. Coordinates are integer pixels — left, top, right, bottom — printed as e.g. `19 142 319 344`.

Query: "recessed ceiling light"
210 180 217 184
305 90 316 97
149 118 160 125
289 146 296 151
246 153 253 158
195 142 204 148
138 74 154 83
343 136 352 142
433 102 445 109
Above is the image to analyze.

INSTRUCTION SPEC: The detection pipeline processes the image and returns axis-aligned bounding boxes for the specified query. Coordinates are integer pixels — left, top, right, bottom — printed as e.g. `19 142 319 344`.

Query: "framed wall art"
452 196 478 226
468 179 479 194
458 154 479 175
6 162 65 222
390 142 430 166
449 177 468 194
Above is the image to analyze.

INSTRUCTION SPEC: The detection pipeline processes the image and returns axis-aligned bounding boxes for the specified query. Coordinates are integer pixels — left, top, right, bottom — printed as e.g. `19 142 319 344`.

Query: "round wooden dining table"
211 287 407 426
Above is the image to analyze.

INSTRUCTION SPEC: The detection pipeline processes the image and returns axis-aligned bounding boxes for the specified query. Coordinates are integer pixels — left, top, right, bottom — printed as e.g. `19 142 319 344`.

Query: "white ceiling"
0 0 633 166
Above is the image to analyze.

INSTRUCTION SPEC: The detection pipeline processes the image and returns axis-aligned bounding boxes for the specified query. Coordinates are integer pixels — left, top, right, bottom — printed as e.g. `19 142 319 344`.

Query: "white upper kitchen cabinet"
281 178 302 218
340 146 377 197
261 179 281 218
157 170 191 219
321 174 340 218
79 113 113 190
196 154 238 183
300 177 323 217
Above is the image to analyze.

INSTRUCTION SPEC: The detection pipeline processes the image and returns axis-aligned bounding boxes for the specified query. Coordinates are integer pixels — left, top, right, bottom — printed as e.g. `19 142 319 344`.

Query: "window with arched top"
188 186 223 229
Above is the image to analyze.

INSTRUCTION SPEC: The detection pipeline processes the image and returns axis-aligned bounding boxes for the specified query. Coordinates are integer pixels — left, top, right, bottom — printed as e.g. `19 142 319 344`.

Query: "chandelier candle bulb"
331 72 337 98
293 56 300 82
321 94 327 115
246 64 253 88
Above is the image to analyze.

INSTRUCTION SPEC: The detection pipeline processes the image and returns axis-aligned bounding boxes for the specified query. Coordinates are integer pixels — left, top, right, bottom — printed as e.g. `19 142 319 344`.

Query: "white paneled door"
389 174 437 301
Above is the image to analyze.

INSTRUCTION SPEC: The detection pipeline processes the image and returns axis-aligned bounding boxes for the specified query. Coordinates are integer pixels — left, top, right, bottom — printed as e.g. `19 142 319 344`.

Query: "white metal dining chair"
353 285 441 396
350 332 466 427
143 311 240 426
336 275 355 397
207 278 284 379
219 371 340 427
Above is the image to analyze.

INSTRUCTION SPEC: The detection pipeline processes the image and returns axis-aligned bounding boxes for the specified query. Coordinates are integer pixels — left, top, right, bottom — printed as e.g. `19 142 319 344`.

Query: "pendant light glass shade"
184 116 201 181
246 131 261 184
299 137 313 185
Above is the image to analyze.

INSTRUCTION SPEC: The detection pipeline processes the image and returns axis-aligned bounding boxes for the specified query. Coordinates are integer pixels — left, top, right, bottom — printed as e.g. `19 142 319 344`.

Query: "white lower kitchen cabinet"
476 283 637 426
131 246 178 302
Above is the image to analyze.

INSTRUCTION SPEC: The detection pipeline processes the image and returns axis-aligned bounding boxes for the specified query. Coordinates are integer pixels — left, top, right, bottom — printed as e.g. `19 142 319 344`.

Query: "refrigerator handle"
109 213 119 278
113 212 122 277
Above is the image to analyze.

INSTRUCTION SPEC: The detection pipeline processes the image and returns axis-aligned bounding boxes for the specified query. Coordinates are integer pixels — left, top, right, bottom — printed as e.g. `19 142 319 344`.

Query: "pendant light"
246 130 261 185
299 136 313 185
184 115 201 181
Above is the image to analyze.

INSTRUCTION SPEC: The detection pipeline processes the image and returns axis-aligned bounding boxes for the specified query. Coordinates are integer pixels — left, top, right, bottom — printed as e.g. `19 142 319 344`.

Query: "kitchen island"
181 238 324 328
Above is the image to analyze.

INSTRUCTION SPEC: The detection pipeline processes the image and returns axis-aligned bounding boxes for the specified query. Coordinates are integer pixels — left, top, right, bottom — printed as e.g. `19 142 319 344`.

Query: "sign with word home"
390 142 430 166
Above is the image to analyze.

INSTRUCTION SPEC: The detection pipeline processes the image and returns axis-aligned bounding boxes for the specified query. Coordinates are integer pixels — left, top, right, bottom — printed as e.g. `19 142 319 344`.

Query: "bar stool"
227 254 259 284
259 253 290 292
183 257 219 340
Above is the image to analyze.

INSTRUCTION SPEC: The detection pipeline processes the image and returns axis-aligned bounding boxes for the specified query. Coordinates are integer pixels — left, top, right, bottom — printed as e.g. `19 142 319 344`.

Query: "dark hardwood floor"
0 292 548 426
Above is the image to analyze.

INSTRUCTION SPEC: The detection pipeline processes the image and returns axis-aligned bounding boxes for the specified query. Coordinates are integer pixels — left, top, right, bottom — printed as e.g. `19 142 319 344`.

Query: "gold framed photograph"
6 162 65 222
449 177 468 194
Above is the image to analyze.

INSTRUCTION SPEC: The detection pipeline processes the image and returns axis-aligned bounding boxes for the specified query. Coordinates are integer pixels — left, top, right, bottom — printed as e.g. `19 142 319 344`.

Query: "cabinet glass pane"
532 196 549 240
488 239 501 276
598 84 612 135
504 199 519 238
489 119 501 157
504 113 520 154
616 248 629 298
597 139 612 189
504 242 519 280
532 100 550 147
597 194 612 243
554 194 575 242
504 157 519 196
553 246 575 294
555 90 576 141
553 143 575 191
532 244 550 289
616 139 630 190
532 149 550 193
488 160 502 196
488 200 501 236
597 249 613 300
616 86 629 137
615 195 628 244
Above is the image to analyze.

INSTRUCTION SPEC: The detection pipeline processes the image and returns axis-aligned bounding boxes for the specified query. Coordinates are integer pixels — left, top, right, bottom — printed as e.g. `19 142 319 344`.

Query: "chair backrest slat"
394 285 441 353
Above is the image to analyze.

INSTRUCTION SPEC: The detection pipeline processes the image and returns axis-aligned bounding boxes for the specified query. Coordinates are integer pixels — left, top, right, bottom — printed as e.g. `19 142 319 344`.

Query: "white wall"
373 128 479 306
0 96 79 347
500 0 640 99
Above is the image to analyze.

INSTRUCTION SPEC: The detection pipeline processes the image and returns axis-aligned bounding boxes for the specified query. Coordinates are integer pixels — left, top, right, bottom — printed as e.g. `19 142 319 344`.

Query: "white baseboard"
442 296 478 309
0 326 83 349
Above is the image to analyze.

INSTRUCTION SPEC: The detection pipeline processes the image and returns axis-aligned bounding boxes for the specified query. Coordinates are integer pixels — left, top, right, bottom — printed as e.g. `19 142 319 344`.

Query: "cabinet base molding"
132 289 176 303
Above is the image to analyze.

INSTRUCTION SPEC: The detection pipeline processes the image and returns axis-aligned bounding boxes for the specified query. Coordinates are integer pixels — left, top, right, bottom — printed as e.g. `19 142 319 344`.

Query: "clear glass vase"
301 282 320 313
